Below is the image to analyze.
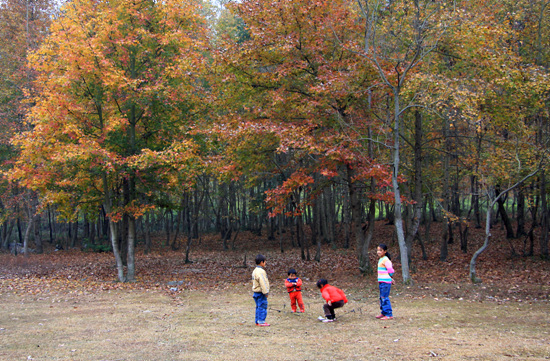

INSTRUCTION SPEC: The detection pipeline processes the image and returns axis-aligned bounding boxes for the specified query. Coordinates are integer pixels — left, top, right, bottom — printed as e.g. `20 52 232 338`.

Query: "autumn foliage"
0 0 549 285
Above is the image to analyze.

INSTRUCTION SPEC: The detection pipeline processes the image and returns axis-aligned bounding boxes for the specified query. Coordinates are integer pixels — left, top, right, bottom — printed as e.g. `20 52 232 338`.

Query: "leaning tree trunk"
104 172 125 282
470 170 539 282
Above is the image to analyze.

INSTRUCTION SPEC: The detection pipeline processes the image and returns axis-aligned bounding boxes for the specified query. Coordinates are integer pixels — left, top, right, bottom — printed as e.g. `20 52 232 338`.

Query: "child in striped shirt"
376 244 395 320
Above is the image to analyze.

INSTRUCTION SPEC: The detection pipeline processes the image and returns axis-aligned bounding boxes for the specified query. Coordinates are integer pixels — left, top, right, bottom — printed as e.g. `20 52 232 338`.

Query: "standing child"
316 279 347 322
285 268 305 313
376 243 395 320
252 254 270 326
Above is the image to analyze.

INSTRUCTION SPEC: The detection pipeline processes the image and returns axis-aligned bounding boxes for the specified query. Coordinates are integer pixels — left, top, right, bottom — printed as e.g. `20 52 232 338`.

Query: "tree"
352 0 451 284
0 0 54 253
215 0 393 267
10 0 209 281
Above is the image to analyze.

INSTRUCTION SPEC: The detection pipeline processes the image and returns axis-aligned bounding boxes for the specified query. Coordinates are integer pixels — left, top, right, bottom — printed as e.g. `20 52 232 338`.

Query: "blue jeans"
253 292 268 324
379 282 392 317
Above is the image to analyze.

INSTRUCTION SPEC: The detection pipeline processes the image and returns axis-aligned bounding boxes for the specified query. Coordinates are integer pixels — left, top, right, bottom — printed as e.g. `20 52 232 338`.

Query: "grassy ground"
1 225 549 360
1 284 548 361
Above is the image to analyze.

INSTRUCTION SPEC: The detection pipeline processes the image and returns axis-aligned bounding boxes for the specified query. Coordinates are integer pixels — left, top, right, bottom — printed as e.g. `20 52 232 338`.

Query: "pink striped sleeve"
385 259 395 274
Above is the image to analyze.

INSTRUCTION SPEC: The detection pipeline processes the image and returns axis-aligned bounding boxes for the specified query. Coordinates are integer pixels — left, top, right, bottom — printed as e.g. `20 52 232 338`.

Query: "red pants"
289 291 304 312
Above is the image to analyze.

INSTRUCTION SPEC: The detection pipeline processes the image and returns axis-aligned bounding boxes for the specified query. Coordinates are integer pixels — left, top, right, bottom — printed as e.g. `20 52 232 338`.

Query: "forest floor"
0 221 549 360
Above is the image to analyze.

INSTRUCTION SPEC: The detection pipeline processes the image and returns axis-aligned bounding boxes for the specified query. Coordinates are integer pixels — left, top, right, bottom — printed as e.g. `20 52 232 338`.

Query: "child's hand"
328 300 332 306
391 279 395 285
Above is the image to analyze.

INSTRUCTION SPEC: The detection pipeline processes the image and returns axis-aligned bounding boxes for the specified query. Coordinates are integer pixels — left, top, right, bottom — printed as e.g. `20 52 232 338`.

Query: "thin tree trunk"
145 212 152 254
405 110 424 265
516 188 526 237
48 205 55 243
540 171 549 257
126 216 136 281
23 218 33 257
441 114 451 261
33 214 43 254
495 185 515 239
312 197 321 262
391 88 411 284
109 220 125 282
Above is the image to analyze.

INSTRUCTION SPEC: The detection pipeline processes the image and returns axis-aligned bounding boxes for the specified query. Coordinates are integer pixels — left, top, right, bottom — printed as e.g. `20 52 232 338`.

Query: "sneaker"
256 322 271 327
322 318 334 323
317 316 325 321
298 310 305 313
375 314 384 319
380 316 393 320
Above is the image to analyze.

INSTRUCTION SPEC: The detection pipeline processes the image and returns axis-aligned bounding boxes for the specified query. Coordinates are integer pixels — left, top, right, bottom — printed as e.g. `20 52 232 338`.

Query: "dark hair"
316 278 328 289
255 254 266 265
288 268 297 276
378 243 391 260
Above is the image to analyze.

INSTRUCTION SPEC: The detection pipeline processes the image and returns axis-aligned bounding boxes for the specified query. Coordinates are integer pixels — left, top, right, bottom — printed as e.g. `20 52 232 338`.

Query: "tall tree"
353 0 451 284
0 0 54 251
10 0 209 281
215 0 393 268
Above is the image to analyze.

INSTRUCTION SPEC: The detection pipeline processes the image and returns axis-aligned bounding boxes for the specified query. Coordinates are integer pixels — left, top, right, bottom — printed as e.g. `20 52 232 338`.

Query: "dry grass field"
1 225 549 360
1 283 548 361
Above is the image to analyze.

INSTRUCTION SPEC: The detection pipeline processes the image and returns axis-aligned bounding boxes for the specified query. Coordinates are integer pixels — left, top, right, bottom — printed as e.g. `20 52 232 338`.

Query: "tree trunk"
458 220 469 253
1 220 14 250
22 219 33 257
516 188 526 237
540 171 549 257
71 220 78 248
17 217 23 244
312 198 322 262
103 171 125 282
47 205 55 243
405 110 423 265
440 221 449 262
391 87 411 284
165 210 172 247
278 214 285 253
495 185 515 239
144 212 152 254
109 220 125 282
33 214 43 254
441 114 451 260
126 216 136 281
471 176 482 228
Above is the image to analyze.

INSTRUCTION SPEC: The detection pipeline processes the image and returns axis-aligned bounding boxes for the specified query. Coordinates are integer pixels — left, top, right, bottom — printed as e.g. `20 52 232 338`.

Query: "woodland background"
0 0 549 288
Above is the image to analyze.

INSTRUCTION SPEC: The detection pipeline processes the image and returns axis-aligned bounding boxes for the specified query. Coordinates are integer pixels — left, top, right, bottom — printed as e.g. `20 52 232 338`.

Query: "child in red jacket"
316 279 347 322
285 268 305 313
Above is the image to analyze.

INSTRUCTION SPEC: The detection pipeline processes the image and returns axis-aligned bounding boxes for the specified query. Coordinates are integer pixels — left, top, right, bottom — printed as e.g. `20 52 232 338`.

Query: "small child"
376 243 395 320
284 268 305 313
252 254 270 326
316 279 347 322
